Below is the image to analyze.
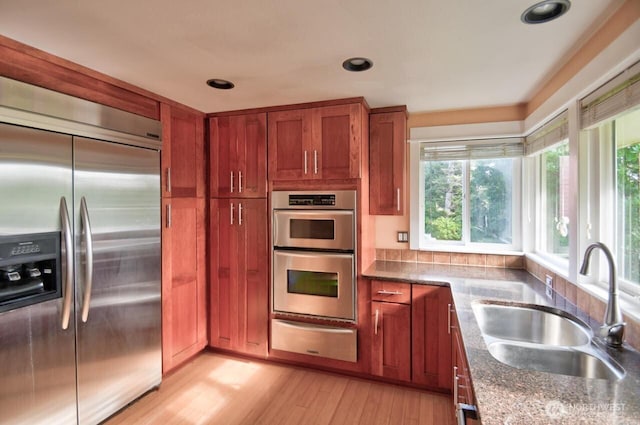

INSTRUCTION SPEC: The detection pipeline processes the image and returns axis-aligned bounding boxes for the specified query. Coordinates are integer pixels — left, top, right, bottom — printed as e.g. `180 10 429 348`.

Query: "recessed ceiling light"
206 79 235 90
521 0 570 24
342 57 373 72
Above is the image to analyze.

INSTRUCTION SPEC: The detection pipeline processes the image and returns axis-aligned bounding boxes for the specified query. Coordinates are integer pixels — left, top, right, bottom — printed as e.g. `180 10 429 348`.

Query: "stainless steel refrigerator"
0 77 162 424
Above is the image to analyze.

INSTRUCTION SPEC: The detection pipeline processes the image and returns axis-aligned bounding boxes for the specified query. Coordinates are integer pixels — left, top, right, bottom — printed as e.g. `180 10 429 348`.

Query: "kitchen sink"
471 300 592 346
472 299 625 380
487 342 625 380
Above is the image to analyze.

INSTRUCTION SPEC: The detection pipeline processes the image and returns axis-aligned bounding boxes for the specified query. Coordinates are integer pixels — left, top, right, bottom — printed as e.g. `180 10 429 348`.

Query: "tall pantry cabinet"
161 104 208 374
208 113 269 357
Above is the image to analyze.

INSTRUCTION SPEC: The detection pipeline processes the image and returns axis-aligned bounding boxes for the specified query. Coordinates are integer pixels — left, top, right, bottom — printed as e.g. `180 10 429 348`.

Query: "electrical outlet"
397 231 409 243
545 275 553 299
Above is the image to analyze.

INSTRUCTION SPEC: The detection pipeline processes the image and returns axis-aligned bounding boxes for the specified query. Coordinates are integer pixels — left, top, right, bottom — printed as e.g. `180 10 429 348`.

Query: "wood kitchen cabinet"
369 107 406 215
412 285 452 391
268 103 365 182
160 103 207 374
209 198 269 357
160 103 205 198
209 113 267 198
452 304 476 408
369 281 453 390
371 281 411 382
161 198 207 373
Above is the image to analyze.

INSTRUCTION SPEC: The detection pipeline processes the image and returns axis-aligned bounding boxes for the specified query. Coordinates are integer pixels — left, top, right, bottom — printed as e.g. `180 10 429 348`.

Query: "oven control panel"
288 194 336 207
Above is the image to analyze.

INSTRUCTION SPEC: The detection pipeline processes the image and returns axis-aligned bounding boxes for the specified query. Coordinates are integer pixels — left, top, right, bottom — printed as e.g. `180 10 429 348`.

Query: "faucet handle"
599 322 626 348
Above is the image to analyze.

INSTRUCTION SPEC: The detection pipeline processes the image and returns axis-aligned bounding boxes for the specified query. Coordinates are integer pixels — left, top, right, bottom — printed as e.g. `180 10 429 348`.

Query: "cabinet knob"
230 171 234 193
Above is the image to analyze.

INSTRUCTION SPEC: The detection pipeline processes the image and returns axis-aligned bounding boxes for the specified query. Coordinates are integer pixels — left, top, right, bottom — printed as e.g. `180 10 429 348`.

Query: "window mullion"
463 161 471 244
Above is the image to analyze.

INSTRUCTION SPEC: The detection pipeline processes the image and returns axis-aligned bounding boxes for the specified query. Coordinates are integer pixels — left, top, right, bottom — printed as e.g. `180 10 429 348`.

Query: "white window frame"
411 142 522 253
532 141 571 271
580 117 640 298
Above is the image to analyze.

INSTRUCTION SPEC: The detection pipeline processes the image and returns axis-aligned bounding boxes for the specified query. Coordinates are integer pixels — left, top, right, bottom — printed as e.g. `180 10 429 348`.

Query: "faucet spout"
579 242 625 347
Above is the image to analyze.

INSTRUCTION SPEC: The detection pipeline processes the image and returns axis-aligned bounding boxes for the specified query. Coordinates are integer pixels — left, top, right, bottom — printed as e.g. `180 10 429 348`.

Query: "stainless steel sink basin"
472 299 625 381
472 300 592 346
487 342 625 380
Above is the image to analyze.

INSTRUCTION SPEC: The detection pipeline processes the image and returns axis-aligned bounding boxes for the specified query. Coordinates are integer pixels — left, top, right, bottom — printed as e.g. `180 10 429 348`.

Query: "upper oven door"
273 210 354 251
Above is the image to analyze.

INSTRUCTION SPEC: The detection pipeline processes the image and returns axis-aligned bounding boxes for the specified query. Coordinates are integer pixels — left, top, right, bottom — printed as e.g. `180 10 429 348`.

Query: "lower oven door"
273 250 355 321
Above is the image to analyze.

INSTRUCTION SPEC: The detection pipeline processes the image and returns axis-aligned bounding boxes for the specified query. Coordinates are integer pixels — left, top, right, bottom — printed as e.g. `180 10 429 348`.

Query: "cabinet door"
452 308 474 406
209 198 268 356
268 109 312 181
209 116 237 197
162 198 207 373
209 198 239 350
236 199 269 356
370 110 406 215
371 301 411 381
210 114 267 198
412 285 452 390
236 113 267 197
161 104 205 198
312 104 362 180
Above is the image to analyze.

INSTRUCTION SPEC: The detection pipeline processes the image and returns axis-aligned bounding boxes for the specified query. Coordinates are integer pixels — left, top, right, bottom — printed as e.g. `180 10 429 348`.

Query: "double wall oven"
271 191 357 362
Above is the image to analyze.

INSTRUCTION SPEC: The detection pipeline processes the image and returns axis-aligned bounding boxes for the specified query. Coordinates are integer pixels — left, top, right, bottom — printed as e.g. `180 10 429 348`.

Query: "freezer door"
0 123 77 425
73 137 161 425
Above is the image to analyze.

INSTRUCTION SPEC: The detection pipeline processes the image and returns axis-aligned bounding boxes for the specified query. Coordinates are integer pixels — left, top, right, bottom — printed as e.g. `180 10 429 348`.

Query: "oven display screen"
289 219 334 240
287 270 338 298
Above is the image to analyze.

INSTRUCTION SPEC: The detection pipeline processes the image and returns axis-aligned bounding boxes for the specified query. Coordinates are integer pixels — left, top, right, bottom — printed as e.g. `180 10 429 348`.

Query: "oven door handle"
276 320 355 334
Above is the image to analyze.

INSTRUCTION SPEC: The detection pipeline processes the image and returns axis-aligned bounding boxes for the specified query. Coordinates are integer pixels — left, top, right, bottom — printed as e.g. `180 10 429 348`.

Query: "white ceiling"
0 0 624 114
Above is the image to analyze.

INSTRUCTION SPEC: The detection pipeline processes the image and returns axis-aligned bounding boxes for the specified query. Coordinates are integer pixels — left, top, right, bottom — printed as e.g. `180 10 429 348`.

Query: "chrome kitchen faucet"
579 242 626 348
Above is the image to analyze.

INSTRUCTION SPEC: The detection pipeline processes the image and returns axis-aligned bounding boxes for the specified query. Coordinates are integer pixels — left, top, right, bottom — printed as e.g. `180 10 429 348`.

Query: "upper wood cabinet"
209 113 267 198
161 104 205 198
412 285 452 391
369 107 406 215
161 197 207 373
268 103 365 182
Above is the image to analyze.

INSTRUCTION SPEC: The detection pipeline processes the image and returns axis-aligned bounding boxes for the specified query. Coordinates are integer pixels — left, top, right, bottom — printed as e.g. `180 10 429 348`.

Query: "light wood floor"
105 352 455 425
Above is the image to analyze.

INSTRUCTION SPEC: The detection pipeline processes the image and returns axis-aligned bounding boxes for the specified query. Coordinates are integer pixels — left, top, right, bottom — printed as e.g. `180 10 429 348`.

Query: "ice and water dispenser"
0 232 61 313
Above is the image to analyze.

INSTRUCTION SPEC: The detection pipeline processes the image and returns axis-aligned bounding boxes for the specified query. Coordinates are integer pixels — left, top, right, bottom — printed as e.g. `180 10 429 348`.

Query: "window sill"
419 244 523 256
525 252 569 280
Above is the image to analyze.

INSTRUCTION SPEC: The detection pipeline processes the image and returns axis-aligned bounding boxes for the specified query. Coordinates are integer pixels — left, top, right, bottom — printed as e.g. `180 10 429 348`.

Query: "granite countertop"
363 261 640 425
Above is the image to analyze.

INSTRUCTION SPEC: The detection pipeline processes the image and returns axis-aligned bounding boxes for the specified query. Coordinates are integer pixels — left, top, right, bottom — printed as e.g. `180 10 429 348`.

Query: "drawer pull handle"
377 290 403 296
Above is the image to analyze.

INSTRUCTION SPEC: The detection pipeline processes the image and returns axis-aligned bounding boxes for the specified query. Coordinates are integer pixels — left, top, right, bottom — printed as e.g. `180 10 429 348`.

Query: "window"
579 61 640 293
615 110 640 286
525 110 570 267
417 139 522 251
584 108 640 289
539 142 570 259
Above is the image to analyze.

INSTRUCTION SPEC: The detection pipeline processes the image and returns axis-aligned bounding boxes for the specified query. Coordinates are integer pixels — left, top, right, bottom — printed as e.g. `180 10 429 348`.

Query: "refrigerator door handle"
80 197 94 323
60 197 74 330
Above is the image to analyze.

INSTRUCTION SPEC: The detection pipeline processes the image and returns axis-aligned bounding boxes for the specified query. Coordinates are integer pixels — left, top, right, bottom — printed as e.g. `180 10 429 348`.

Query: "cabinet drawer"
371 281 411 304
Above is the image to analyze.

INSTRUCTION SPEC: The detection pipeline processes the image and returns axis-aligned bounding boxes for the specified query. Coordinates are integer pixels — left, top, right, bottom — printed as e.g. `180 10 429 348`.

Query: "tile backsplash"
375 248 525 269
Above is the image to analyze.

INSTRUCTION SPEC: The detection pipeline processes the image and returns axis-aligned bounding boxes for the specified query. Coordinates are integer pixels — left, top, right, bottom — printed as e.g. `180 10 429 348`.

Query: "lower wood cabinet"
371 301 411 381
161 198 207 373
412 285 452 390
209 198 268 357
452 304 476 407
369 281 453 391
